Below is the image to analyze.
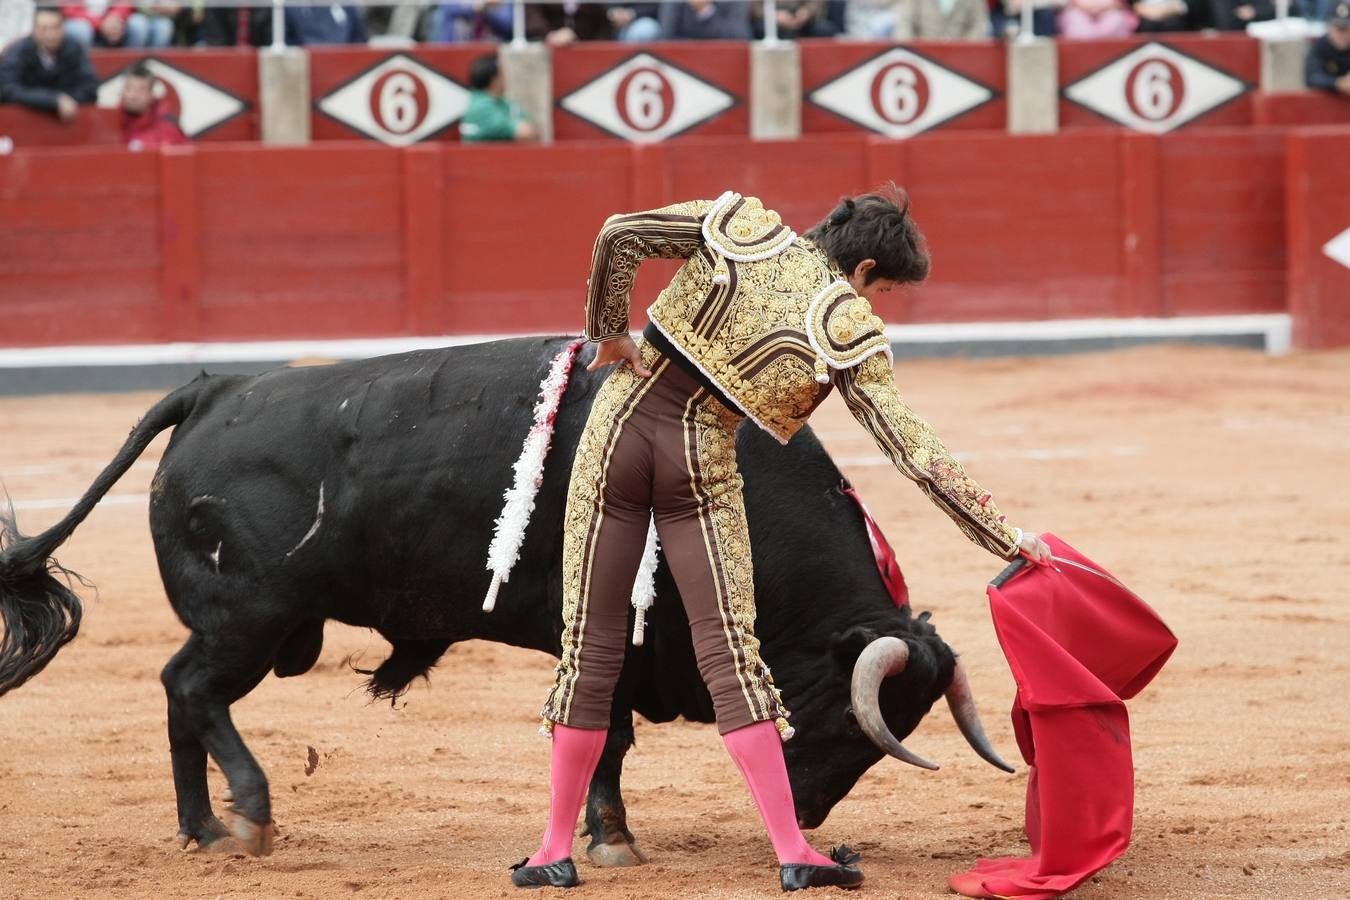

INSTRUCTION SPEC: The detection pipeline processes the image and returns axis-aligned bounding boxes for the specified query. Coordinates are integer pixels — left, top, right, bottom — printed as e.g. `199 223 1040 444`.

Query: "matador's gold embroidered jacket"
584 190 1020 559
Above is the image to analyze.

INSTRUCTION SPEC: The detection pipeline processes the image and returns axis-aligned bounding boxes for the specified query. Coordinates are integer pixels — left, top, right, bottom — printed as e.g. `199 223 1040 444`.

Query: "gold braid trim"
837 354 1020 559
684 391 792 732
584 200 713 342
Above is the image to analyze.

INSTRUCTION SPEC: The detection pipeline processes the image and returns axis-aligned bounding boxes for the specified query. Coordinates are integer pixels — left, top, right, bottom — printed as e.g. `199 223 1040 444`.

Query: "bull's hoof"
176 816 233 852
224 809 276 856
587 840 648 867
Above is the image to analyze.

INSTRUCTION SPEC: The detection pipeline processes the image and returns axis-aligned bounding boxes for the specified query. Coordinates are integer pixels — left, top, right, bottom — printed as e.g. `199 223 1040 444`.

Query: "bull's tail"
0 378 207 697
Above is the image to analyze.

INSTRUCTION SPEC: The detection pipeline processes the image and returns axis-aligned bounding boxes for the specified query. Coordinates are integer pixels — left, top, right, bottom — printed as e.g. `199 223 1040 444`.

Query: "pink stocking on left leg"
722 720 834 867
528 724 608 866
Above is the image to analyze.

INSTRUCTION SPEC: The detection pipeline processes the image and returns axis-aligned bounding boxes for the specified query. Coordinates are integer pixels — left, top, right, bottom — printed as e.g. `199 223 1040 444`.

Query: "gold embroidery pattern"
805 283 892 371
648 241 837 444
542 343 667 725
703 191 797 261
586 200 714 341
837 354 1020 559
684 391 790 732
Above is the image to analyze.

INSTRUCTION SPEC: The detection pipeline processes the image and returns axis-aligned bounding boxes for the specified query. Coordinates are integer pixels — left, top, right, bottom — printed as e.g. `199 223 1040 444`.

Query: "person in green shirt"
460 53 539 142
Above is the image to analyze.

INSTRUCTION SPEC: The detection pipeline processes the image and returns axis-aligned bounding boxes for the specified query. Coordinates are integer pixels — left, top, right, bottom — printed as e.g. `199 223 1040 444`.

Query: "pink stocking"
722 720 834 867
527 724 607 866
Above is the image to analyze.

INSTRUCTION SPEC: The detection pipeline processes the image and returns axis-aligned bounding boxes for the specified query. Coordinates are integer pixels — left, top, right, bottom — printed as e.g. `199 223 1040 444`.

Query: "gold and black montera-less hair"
804 185 931 286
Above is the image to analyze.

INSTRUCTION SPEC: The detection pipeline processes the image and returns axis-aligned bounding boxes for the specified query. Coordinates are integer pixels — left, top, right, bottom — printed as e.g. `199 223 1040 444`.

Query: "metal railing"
46 0 1319 54
179 0 792 54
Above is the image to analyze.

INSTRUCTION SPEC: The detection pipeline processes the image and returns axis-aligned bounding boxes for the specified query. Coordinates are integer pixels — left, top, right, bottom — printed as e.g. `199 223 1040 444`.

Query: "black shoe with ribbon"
509 857 580 888
779 845 864 891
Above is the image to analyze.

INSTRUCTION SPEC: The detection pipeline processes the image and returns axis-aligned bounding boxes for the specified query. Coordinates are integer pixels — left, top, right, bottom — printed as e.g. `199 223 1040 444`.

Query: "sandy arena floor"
0 344 1347 899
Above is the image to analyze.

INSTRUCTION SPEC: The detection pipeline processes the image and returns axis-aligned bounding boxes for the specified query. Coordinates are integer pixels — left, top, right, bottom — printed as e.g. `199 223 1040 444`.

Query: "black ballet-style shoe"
779 845 865 891
510 857 580 888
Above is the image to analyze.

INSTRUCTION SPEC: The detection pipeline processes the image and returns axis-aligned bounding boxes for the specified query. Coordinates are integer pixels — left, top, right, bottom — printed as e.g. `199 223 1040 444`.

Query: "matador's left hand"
588 335 652 378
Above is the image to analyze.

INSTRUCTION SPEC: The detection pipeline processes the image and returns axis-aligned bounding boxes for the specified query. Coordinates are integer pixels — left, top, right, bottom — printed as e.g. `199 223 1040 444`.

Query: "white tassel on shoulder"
482 339 586 612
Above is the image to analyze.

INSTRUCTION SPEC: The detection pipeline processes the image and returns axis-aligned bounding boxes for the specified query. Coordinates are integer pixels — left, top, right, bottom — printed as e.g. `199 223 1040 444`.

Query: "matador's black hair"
804 184 931 287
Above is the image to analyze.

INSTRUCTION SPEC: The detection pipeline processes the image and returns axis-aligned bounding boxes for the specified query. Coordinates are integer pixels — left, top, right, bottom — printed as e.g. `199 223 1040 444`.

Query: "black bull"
0 336 1010 861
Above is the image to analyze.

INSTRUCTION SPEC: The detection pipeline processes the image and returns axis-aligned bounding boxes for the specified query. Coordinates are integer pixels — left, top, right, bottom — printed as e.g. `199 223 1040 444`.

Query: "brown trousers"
541 342 790 736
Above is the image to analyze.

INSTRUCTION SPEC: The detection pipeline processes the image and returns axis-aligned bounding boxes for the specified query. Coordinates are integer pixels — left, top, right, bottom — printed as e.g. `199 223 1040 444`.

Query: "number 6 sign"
559 52 735 143
1063 42 1248 134
317 53 470 146
808 47 993 139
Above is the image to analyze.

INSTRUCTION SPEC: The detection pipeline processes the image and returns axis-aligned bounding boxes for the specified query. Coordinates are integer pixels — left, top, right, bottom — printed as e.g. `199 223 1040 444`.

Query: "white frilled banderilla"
481 339 660 646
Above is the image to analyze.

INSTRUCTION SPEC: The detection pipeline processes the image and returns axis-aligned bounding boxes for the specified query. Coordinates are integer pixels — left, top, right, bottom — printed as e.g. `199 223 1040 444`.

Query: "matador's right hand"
588 335 652 378
1017 531 1052 564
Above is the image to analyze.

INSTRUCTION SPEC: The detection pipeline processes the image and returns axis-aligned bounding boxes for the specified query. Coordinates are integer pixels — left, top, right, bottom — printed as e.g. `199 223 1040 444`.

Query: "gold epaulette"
702 190 797 284
805 282 892 383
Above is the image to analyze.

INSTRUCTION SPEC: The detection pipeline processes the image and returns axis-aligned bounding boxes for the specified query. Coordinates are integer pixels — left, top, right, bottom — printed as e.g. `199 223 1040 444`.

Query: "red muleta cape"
950 533 1177 900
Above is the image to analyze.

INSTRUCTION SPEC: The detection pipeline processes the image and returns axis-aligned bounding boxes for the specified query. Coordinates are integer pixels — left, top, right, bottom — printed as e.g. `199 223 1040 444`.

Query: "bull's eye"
844 707 862 738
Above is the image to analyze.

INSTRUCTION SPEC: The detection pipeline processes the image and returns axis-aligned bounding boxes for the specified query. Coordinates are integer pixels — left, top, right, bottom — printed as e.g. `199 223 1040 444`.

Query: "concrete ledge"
0 315 1292 396
500 43 553 144
750 42 802 140
1007 38 1058 135
258 48 311 145
1260 37 1311 92
885 313 1291 355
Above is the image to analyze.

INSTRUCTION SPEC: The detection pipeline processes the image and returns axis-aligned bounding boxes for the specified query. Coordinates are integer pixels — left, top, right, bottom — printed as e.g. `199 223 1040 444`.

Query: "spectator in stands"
660 0 752 39
893 0 991 37
608 3 664 41
0 6 97 122
119 62 187 148
62 1 133 48
845 0 903 38
1306 2 1350 95
1212 0 1302 28
193 7 272 46
285 3 368 45
525 3 614 44
752 0 840 36
432 1 514 42
991 0 1060 36
460 52 538 142
1059 0 1137 36
1131 0 1192 30
128 1 179 47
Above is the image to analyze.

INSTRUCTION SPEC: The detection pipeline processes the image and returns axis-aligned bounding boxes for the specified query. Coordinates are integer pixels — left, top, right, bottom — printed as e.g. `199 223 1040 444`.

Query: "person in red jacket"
119 64 188 149
62 2 135 48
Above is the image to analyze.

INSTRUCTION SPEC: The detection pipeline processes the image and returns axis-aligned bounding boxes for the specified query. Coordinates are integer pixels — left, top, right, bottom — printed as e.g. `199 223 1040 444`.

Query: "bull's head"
734 426 1013 828
773 609 1012 829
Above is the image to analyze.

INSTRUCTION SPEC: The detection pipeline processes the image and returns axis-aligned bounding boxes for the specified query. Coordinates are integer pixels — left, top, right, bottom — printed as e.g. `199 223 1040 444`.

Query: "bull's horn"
945 659 1015 774
849 636 939 771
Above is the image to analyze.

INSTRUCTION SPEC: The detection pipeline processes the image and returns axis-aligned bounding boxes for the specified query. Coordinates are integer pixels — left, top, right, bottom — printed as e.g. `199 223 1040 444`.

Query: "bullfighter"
512 189 1051 891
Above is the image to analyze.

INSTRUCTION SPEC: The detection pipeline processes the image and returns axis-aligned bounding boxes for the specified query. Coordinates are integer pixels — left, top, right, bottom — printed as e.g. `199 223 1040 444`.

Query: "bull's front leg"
582 712 647 866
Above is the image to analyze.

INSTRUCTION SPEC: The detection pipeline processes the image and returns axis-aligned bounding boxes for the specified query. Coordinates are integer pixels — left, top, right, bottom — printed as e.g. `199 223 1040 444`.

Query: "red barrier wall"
1286 128 1350 349
195 146 407 339
1252 91 1350 126
0 130 1315 349
1156 129 1286 315
0 107 123 148
0 148 166 345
